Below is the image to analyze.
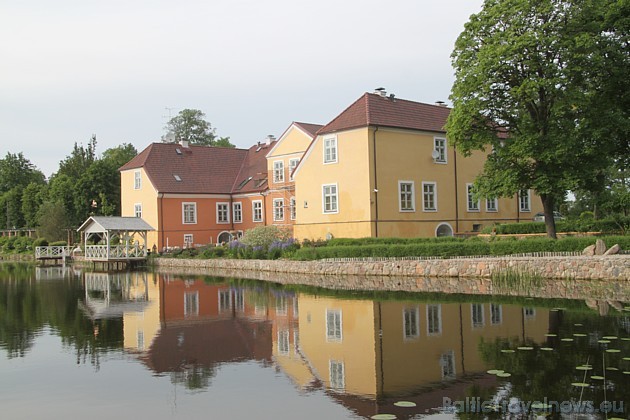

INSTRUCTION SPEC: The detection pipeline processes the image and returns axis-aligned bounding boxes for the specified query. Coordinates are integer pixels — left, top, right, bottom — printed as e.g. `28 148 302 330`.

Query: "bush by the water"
482 216 629 235
0 236 35 254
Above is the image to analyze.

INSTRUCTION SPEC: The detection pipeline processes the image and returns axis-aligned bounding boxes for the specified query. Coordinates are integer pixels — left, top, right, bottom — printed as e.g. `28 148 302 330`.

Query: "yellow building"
293 90 544 240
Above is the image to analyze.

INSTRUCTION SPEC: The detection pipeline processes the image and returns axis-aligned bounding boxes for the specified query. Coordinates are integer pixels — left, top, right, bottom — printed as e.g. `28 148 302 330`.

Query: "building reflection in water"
83 273 555 417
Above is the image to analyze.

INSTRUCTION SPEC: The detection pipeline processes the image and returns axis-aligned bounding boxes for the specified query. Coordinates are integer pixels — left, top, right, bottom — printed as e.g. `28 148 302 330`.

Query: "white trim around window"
134 170 142 190
216 202 230 224
433 137 447 164
289 158 300 181
466 183 480 212
273 160 285 183
422 181 437 212
273 198 284 221
323 136 338 164
134 203 142 218
252 200 263 223
232 202 242 224
182 202 197 224
486 197 498 212
322 183 339 214
398 181 415 212
290 197 296 220
519 189 531 212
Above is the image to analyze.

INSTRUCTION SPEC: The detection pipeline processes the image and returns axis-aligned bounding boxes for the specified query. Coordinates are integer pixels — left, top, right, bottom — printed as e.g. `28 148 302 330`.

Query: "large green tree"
162 109 234 147
446 0 629 238
0 152 45 229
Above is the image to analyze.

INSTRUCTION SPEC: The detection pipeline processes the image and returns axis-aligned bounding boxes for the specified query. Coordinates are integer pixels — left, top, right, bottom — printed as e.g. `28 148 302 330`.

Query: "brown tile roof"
318 92 451 135
231 141 275 194
293 122 324 138
119 143 250 194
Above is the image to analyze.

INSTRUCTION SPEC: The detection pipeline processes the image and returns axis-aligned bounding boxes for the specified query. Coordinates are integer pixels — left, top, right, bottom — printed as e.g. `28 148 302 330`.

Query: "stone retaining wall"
155 255 629 281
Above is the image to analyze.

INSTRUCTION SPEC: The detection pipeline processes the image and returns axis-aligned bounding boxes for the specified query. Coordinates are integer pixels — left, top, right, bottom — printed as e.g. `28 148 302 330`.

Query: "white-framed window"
486 198 498 212
278 330 290 355
329 360 345 390
275 294 288 316
273 160 284 183
234 290 245 312
523 307 536 319
422 182 437 211
290 197 296 220
233 202 242 224
218 289 231 313
322 184 338 214
471 303 484 328
273 198 284 221
519 189 531 212
183 234 193 248
134 203 142 218
326 309 342 342
137 329 144 351
427 304 442 335
253 200 263 222
399 181 415 212
434 137 447 163
490 303 502 325
403 306 420 340
323 137 338 164
182 202 197 224
289 158 300 181
440 351 456 380
466 184 480 212
134 170 142 189
216 202 230 224
184 291 199 317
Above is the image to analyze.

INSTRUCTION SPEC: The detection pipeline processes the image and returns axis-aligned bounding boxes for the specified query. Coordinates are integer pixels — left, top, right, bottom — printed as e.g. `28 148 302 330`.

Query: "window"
434 137 447 163
519 189 531 212
322 184 338 213
275 294 288 316
490 304 502 325
290 197 296 220
436 223 454 237
278 330 290 355
440 351 456 380
399 181 415 212
471 303 484 328
466 184 480 211
423 182 437 211
324 137 337 163
403 307 420 340
486 198 498 212
137 330 144 351
326 309 342 342
329 360 345 390
217 203 230 224
183 234 193 248
184 291 199 317
427 304 442 335
234 290 245 312
182 202 197 224
218 289 231 312
134 203 142 218
253 200 263 222
289 158 299 181
273 161 284 183
273 198 284 221
523 307 536 319
134 170 141 189
233 202 242 224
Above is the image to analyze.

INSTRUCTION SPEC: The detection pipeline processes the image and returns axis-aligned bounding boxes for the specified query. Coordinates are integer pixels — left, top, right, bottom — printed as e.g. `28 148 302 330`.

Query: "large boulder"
604 244 620 256
582 245 596 256
595 239 607 255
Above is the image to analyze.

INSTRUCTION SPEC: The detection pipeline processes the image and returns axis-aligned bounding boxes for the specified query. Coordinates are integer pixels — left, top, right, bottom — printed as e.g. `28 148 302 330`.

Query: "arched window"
217 231 232 244
435 223 454 237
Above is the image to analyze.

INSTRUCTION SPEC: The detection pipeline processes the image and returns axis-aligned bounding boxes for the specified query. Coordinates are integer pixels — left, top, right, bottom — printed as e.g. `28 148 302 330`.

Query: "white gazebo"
77 216 155 265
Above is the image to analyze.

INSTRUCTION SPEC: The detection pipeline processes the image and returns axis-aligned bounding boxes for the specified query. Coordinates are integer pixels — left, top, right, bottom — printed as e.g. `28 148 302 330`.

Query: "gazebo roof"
77 216 155 233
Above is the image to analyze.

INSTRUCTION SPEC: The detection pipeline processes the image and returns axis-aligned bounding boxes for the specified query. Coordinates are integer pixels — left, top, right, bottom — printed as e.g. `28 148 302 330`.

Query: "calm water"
1 263 629 420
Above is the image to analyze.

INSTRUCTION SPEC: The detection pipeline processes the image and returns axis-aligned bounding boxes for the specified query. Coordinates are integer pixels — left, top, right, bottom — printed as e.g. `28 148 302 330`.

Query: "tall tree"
21 182 48 228
56 135 97 180
162 109 235 147
446 0 629 238
0 152 45 194
101 143 137 169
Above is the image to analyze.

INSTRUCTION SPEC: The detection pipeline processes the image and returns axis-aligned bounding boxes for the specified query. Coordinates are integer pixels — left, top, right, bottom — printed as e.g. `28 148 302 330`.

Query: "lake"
1 263 629 419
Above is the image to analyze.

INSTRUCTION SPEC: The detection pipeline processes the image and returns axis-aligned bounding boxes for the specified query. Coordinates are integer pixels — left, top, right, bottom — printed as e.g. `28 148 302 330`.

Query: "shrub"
33 237 49 247
241 226 291 249
49 241 68 247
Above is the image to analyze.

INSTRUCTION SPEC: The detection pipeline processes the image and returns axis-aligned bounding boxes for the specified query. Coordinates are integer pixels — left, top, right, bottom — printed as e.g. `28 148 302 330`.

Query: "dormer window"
174 174 182 182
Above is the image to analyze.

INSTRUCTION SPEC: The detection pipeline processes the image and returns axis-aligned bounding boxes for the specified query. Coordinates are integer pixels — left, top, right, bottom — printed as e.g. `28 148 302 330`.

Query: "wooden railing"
35 246 73 259
84 244 146 260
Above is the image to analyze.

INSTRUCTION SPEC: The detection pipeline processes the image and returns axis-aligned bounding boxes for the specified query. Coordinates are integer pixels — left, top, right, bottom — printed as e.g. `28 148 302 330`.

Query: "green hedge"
0 236 35 254
292 236 629 260
483 216 630 235
326 236 464 246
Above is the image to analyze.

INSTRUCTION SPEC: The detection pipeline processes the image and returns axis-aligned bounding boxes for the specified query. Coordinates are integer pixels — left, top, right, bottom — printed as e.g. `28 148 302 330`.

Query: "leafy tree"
56 135 97 180
47 174 80 226
0 187 24 229
21 182 48 228
37 200 69 242
101 143 137 169
446 0 629 238
0 152 45 194
162 109 234 147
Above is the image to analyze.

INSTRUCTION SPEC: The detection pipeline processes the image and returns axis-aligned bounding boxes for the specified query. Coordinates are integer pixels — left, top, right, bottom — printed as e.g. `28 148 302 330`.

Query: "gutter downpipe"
373 126 379 238
159 193 164 251
453 147 459 234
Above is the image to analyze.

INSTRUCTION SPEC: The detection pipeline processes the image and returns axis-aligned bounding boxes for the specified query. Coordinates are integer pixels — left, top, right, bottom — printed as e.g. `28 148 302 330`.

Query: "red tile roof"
231 142 275 194
318 92 451 135
293 122 324 138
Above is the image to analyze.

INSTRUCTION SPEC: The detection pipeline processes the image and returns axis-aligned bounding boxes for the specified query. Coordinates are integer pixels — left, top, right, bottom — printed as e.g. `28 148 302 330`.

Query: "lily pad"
606 367 619 371
606 349 621 353
624 371 630 375
622 357 630 361
598 340 611 344
591 376 605 380
561 338 575 342
603 336 618 340
487 369 504 375
576 366 592 371
371 415 397 420
517 346 534 351
573 333 587 337
540 347 554 351
571 382 590 387
501 349 516 353
394 401 416 408
496 372 512 377
621 338 630 341
574 323 583 327
531 402 552 410
545 333 557 337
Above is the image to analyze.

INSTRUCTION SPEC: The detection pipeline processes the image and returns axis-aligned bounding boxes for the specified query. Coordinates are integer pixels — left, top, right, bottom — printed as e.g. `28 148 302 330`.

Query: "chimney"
179 139 189 148
374 87 387 97
435 101 448 107
265 135 276 145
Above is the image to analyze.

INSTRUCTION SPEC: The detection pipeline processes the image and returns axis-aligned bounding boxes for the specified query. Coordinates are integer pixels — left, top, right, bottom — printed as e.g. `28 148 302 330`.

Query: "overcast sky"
1 0 483 178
